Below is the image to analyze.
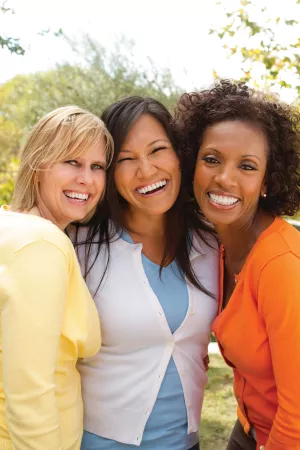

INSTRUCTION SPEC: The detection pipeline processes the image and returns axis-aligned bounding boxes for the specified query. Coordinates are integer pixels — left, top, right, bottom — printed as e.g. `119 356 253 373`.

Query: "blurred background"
0 2 299 446
1 0 299 207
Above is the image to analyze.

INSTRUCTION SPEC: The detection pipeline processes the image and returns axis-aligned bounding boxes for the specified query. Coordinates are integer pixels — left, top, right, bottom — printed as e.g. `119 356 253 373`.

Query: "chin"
68 213 86 224
149 206 174 216
203 212 235 226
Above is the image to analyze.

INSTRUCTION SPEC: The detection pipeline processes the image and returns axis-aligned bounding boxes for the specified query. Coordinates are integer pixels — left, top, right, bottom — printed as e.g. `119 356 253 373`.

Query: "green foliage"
1 1 63 55
0 35 24 55
211 0 300 94
0 1 25 54
0 157 18 205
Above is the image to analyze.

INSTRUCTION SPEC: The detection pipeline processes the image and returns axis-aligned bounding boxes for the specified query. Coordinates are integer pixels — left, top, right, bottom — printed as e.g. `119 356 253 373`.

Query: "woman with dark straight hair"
74 96 219 450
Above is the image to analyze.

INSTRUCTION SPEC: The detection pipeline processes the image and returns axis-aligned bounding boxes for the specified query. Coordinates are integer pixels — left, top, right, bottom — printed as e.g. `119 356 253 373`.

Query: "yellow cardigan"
0 208 101 450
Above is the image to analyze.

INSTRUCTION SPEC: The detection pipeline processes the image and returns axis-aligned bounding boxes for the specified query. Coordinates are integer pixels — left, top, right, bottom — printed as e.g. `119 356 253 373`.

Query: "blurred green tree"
1 0 63 55
210 0 300 95
0 1 25 54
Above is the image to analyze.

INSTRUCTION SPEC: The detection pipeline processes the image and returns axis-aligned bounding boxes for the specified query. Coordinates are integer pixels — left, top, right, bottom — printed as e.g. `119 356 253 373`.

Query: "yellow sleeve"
258 252 300 450
1 239 69 450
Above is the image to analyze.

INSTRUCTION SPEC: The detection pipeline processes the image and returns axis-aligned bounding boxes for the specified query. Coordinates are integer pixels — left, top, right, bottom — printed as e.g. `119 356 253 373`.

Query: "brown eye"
203 156 219 164
117 157 134 163
151 147 167 154
240 164 256 171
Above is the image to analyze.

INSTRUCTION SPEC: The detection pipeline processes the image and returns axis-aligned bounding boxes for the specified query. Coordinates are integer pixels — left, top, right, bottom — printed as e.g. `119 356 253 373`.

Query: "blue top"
81 232 199 450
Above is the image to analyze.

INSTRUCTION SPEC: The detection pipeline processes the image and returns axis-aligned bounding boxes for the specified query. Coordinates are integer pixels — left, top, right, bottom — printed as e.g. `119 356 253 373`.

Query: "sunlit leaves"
211 0 300 93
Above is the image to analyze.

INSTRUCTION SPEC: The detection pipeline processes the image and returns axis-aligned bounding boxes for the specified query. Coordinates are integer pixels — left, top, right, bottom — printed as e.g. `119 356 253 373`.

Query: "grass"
199 354 237 450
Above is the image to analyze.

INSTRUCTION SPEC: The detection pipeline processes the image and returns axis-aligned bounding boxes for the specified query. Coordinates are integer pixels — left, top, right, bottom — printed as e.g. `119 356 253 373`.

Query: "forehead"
122 114 169 148
202 120 268 155
66 136 106 160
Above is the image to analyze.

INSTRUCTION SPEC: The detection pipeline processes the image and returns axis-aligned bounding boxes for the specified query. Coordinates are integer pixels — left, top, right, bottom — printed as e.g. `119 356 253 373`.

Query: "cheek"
193 163 206 191
94 172 106 197
243 175 266 200
38 172 53 197
170 160 181 187
114 166 133 194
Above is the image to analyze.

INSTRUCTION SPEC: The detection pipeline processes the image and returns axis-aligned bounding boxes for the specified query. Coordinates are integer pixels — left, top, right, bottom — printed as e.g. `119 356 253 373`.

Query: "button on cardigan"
76 228 219 446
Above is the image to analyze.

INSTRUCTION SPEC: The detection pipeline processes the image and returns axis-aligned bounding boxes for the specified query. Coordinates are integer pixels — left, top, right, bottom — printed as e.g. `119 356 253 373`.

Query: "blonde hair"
11 105 114 220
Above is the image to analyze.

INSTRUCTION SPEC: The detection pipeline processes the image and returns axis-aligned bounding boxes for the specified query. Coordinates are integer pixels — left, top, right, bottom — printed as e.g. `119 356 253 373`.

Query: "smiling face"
193 120 268 228
36 139 107 229
114 114 181 218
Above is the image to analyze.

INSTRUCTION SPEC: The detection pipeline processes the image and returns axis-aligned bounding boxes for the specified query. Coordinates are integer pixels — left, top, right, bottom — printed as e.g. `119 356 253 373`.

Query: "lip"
63 190 90 196
135 179 170 198
208 190 240 200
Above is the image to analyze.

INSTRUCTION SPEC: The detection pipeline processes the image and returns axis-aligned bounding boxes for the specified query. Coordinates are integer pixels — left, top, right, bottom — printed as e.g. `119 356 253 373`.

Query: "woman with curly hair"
173 80 300 450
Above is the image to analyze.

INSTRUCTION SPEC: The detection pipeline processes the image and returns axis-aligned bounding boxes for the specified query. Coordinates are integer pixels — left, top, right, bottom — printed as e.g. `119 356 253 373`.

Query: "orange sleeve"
258 252 300 450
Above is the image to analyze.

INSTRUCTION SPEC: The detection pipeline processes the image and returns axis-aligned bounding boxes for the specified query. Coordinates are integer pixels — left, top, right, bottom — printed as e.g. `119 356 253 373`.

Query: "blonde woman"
0 106 113 450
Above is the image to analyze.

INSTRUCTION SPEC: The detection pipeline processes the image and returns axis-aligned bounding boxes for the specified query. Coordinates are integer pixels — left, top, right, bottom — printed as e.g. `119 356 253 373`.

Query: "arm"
1 239 69 450
258 253 300 450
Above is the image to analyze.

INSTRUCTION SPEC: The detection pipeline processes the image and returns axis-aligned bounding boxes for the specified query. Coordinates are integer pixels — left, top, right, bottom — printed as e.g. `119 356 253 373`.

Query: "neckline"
219 216 280 314
0 205 53 225
221 216 279 281
120 229 173 269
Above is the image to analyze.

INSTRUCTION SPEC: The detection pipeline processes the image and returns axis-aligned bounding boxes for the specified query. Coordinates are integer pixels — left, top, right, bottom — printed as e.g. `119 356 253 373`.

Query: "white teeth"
137 180 167 194
65 192 89 200
209 193 239 206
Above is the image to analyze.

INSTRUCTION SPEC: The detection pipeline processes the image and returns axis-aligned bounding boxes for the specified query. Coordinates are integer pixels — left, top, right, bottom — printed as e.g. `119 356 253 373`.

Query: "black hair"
76 96 217 296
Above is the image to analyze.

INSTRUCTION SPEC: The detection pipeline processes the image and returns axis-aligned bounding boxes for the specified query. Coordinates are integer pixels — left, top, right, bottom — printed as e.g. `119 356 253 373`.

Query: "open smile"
135 179 170 196
63 190 91 204
207 192 240 209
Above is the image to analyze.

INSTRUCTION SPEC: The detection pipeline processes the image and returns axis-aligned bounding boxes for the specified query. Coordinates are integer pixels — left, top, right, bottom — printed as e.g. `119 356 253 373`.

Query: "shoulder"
244 218 300 288
251 217 300 267
0 211 73 259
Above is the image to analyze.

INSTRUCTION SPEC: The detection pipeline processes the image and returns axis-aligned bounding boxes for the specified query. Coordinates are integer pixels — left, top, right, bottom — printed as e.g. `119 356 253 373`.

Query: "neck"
215 210 273 274
28 205 67 231
124 208 165 237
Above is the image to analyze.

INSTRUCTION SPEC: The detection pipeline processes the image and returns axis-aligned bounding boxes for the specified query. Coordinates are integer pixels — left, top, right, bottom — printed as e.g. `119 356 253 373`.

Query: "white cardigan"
77 229 219 446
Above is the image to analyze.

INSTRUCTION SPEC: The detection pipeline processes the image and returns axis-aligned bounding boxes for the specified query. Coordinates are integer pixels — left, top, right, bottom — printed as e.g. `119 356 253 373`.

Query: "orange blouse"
212 217 300 450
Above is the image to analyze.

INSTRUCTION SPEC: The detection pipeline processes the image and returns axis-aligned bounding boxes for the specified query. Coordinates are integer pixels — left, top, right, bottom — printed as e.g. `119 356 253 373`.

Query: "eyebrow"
242 154 261 161
120 139 170 153
87 158 107 167
88 158 107 165
203 147 261 161
148 139 170 146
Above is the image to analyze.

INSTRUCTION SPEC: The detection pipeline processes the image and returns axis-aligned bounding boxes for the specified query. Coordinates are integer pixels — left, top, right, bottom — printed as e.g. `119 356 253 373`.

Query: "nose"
136 158 158 179
76 167 93 186
214 164 237 188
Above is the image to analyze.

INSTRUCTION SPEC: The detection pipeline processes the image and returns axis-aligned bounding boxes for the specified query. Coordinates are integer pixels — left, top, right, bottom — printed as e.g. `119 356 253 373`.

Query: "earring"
263 193 267 198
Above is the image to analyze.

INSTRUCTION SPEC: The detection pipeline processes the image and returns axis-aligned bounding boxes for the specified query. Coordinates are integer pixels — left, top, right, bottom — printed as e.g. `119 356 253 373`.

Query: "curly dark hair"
173 79 300 216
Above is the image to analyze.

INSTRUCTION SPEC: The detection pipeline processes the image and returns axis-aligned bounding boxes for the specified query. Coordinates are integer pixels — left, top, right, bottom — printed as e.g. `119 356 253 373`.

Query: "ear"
260 180 267 197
